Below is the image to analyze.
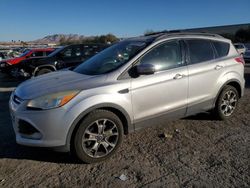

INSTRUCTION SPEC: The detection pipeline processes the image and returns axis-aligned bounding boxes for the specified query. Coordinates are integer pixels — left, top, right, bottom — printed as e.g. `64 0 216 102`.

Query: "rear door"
185 39 227 115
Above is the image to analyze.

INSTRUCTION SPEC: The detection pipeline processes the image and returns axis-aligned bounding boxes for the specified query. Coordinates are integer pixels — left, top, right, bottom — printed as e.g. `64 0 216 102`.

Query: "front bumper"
0 62 11 72
9 94 76 151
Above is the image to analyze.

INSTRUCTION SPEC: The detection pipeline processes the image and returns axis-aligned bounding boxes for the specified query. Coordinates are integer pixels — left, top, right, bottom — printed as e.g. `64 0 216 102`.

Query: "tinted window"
62 48 72 57
32 51 44 57
19 50 31 57
234 44 243 48
140 41 182 71
75 47 81 56
213 41 230 58
186 39 215 64
83 46 93 56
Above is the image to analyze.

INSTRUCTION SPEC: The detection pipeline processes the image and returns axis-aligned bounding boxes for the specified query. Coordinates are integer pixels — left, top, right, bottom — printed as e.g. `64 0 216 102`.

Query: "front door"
130 40 188 127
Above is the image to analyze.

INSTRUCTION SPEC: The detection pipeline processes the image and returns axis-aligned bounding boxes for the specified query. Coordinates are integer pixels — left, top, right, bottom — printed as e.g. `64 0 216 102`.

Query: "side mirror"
136 63 156 75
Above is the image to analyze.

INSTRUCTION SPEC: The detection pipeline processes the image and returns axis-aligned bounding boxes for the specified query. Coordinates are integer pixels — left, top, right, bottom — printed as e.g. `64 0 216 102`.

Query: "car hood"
1 57 21 64
15 70 107 100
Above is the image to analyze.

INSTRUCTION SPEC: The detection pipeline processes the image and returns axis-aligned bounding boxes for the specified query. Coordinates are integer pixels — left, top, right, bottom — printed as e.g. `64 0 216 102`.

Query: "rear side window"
32 51 44 57
75 47 81 56
62 48 73 57
213 41 230 58
186 39 215 64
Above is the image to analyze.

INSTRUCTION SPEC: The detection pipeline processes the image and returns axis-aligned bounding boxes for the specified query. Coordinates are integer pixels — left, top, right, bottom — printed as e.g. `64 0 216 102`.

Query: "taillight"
235 57 245 65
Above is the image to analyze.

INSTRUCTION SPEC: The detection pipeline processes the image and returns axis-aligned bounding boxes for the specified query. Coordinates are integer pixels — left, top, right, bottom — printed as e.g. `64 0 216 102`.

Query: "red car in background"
0 48 55 73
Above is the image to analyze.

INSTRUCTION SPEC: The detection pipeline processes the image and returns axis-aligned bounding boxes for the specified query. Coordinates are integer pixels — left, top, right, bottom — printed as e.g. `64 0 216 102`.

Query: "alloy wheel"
220 90 237 116
81 119 119 158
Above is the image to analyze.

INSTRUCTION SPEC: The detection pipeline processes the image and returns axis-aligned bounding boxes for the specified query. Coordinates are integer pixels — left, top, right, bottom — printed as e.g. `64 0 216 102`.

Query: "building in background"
180 23 250 42
182 23 250 35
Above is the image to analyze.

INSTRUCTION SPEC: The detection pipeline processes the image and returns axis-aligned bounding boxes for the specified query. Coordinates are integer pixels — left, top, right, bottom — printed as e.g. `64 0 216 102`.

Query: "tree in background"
59 33 118 45
220 33 235 42
220 27 250 43
20 41 28 47
144 29 155 35
235 27 250 43
59 36 70 45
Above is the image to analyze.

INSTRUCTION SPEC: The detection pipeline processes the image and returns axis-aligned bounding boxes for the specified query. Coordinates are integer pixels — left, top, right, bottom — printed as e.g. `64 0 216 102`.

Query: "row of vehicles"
234 43 250 61
0 44 108 78
0 47 29 61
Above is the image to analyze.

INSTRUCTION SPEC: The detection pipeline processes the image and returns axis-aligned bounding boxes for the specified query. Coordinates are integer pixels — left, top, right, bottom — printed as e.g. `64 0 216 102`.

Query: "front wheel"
214 85 239 120
73 110 123 163
36 68 53 76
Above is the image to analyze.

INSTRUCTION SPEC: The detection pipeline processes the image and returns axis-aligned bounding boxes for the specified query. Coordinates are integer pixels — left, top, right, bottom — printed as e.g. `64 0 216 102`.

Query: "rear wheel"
214 85 239 120
36 68 53 76
73 109 123 163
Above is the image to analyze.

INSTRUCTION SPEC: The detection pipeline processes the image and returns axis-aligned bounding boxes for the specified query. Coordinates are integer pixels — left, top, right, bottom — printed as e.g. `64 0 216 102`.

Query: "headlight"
0 62 9 67
27 90 79 110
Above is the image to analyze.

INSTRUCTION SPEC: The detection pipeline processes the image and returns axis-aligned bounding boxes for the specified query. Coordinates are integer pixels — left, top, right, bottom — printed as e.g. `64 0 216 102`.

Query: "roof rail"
168 32 223 38
145 30 224 39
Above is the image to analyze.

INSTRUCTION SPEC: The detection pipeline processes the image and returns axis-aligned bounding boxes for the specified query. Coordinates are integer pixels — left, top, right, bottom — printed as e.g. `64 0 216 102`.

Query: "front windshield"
47 47 64 57
19 50 31 57
74 40 148 75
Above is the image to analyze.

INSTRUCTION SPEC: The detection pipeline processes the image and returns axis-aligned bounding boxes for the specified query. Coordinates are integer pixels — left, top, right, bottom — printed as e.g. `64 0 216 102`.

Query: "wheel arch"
33 65 57 76
213 79 243 107
66 103 133 152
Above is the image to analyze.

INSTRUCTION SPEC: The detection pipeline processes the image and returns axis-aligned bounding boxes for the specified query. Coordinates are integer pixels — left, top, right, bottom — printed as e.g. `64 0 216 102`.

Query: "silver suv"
9 33 245 163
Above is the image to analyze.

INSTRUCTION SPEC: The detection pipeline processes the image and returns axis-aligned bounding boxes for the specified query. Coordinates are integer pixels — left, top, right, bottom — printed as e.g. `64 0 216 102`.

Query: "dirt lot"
0 66 250 188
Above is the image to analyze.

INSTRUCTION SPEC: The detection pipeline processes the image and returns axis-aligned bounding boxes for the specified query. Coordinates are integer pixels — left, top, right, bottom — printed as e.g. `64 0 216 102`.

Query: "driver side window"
140 40 183 72
62 48 73 57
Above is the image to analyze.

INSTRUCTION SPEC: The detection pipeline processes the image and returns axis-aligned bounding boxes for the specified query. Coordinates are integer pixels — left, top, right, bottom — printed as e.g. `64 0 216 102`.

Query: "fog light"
18 119 42 140
20 132 42 140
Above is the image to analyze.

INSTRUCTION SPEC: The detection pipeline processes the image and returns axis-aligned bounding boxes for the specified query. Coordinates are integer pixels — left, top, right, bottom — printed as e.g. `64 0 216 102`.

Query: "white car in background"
234 43 246 55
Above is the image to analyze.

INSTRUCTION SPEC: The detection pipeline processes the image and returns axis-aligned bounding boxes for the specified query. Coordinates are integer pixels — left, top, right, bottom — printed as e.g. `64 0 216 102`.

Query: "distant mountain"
32 34 92 44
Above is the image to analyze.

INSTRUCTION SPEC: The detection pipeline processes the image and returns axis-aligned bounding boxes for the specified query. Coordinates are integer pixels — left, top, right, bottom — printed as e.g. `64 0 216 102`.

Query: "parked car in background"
17 44 109 77
10 32 245 163
234 43 246 55
243 43 250 62
0 48 55 75
0 51 7 61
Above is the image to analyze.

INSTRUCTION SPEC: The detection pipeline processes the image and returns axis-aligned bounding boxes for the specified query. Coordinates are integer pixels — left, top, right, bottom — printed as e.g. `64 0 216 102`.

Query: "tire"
10 67 19 78
73 109 124 163
213 85 239 120
36 68 53 76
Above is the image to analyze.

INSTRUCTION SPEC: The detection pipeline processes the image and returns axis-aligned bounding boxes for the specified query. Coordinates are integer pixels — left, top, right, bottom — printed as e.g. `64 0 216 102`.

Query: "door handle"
173 73 184 79
118 88 129 94
214 65 224 70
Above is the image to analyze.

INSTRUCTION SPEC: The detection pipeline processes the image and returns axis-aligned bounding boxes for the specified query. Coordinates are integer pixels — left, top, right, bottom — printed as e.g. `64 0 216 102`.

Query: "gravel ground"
0 66 250 188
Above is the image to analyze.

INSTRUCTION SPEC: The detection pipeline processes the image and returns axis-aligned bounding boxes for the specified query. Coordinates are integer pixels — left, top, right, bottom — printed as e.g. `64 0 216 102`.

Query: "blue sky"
0 0 249 41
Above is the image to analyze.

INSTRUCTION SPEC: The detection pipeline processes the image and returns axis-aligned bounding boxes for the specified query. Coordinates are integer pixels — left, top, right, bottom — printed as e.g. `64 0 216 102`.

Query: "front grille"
13 95 23 105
